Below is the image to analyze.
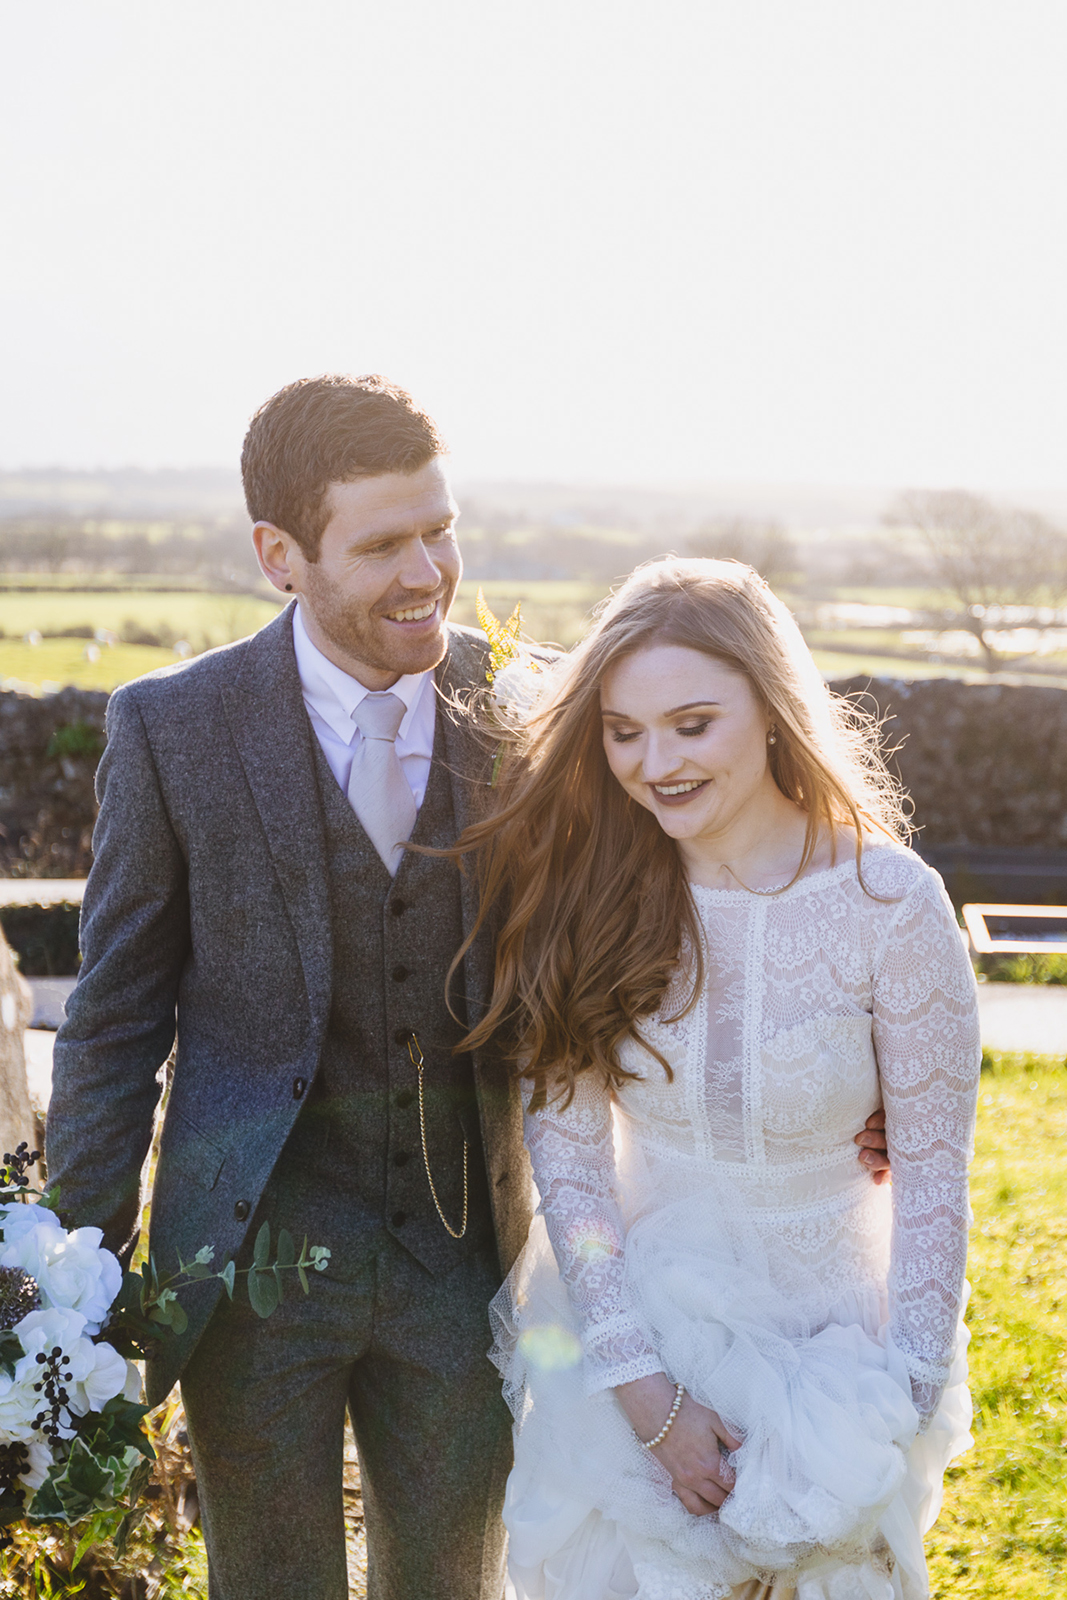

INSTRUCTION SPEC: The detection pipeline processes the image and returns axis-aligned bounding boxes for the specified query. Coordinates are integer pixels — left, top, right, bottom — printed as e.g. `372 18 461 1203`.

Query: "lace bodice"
523 844 981 1421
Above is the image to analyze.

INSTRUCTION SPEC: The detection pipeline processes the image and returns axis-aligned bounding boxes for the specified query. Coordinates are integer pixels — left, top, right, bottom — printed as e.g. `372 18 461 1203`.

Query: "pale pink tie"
347 693 417 876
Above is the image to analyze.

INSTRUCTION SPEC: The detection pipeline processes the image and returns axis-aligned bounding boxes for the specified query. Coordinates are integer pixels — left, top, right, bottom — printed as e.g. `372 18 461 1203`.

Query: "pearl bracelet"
635 1381 686 1449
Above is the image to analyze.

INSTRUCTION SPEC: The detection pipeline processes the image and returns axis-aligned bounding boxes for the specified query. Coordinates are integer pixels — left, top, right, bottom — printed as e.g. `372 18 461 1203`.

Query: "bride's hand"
615 1374 742 1515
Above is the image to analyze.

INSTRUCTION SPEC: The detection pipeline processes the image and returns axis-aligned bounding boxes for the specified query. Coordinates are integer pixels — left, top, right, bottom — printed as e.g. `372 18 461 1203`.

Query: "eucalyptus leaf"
297 1263 309 1295
220 1259 236 1299
247 1266 278 1318
276 1228 295 1268
253 1221 271 1269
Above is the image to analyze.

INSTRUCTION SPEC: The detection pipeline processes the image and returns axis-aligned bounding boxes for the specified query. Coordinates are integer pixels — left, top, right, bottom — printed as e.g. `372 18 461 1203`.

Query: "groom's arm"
46 684 191 1259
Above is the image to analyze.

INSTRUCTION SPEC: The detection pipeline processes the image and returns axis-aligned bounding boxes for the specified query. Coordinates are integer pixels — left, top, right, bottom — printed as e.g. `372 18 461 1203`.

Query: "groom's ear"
253 521 302 596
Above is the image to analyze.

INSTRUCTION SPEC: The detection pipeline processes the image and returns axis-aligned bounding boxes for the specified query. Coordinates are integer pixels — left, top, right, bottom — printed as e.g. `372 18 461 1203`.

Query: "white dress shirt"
291 603 437 811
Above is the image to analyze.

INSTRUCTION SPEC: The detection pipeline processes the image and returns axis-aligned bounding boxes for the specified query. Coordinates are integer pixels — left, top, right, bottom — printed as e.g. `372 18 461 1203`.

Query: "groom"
47 373 891 1598
47 375 529 1599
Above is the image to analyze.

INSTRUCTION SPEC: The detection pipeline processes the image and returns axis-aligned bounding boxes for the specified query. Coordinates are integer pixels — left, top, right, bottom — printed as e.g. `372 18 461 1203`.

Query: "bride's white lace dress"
493 844 981 1600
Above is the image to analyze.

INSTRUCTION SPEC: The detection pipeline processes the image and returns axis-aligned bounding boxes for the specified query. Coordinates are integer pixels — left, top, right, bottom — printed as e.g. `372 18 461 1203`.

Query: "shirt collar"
291 602 434 744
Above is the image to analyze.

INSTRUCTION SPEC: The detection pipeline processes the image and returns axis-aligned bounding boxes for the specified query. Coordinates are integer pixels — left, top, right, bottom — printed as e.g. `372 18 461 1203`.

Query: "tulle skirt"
494 1172 971 1600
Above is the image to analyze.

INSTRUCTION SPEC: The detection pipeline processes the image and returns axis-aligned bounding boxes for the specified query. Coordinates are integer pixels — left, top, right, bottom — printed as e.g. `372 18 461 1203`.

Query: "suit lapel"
436 627 495 1026
219 603 333 1037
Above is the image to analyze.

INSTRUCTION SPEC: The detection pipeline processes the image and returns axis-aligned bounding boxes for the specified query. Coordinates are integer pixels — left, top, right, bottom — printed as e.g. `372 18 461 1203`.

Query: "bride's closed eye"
677 721 711 737
609 728 642 743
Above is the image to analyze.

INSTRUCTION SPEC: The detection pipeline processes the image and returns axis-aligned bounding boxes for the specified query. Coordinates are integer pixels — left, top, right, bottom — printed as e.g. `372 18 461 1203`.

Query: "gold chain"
407 1033 468 1240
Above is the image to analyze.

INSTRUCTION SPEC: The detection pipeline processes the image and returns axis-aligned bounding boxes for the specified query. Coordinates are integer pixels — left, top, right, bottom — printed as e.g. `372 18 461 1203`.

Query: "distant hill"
0 468 245 518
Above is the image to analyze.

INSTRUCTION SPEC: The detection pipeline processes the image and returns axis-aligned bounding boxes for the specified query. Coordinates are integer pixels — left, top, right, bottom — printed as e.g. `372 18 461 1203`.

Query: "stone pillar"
0 931 38 1169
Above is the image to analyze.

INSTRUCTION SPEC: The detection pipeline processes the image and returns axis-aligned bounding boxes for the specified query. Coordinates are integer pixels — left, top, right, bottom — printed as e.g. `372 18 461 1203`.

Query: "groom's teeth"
388 602 436 622
654 781 704 795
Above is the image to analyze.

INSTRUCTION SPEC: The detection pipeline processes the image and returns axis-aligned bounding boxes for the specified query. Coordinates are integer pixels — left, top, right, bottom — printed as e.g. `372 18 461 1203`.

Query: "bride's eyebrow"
600 700 721 719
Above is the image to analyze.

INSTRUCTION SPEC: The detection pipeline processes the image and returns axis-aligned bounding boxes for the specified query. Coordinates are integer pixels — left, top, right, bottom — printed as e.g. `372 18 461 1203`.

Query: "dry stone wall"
0 687 108 877
827 677 1067 848
0 676 1065 878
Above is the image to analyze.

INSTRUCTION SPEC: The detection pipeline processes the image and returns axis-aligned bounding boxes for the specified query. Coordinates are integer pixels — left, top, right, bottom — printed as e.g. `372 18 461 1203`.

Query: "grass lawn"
0 1052 1057 1596
926 1051 1067 1598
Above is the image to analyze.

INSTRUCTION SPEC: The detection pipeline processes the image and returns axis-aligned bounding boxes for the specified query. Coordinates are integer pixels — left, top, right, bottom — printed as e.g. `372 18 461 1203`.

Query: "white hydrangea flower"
1 1217 121 1334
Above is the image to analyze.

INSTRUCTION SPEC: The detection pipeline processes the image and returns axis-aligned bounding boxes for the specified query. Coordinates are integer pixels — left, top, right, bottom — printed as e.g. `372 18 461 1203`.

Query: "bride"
458 558 980 1600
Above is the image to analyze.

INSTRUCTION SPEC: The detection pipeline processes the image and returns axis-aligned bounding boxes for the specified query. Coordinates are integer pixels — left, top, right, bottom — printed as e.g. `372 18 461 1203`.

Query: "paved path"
20 984 1066 1119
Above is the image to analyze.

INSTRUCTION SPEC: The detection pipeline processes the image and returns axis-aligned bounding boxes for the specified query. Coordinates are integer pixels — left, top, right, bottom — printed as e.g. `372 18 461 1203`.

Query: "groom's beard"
300 565 458 681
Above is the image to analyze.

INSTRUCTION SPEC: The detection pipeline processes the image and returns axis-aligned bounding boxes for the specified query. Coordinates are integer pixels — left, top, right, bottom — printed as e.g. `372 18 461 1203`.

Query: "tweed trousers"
181 1230 511 1600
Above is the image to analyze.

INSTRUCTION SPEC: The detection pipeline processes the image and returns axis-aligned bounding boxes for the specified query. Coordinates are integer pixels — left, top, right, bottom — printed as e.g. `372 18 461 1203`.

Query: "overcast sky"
1 1 1065 491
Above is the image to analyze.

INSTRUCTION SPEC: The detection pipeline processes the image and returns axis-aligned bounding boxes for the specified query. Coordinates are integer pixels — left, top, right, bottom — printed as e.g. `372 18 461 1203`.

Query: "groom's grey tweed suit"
46 605 532 1599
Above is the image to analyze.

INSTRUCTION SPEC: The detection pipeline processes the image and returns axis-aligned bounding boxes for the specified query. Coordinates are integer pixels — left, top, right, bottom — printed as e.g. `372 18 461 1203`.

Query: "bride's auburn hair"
455 557 910 1108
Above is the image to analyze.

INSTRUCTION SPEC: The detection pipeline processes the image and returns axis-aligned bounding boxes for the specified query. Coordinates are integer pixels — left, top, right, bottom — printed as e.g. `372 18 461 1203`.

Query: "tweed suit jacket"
46 605 532 1406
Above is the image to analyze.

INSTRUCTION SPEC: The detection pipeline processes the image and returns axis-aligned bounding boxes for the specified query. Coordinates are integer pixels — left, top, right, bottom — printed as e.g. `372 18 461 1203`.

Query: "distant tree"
686 518 798 590
886 490 1067 671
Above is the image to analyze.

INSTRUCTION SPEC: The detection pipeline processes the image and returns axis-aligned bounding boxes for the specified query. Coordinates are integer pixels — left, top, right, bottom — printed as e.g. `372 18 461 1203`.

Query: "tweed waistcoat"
272 709 494 1277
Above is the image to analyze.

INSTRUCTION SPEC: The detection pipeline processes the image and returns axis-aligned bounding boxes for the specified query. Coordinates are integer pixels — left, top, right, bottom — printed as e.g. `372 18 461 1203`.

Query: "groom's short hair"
242 374 446 559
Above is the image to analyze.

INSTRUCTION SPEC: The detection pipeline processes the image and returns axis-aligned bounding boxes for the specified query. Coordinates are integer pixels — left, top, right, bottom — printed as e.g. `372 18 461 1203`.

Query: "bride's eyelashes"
608 720 712 744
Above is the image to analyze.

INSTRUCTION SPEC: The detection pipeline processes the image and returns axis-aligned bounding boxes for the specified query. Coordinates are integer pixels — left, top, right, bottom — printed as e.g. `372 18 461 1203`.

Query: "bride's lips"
649 778 710 807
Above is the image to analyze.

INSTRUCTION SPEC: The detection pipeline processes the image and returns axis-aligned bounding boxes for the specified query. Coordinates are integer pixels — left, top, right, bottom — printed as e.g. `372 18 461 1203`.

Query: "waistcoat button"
395 1089 414 1109
390 899 407 916
391 1210 408 1228
391 965 410 983
293 1078 307 1099
393 1027 413 1046
392 1151 410 1167
234 1200 250 1221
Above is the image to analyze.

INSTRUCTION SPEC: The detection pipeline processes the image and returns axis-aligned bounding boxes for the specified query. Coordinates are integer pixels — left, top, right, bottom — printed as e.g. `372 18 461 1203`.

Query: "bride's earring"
767 728 777 745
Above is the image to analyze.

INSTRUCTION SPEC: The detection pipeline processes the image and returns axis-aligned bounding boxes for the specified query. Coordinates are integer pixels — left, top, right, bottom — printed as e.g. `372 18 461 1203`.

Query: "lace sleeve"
523 1073 665 1395
872 867 981 1423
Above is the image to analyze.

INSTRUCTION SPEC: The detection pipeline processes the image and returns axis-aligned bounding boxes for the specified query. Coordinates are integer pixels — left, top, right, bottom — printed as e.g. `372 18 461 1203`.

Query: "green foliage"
977 951 1067 985
45 722 104 761
926 1051 1067 1596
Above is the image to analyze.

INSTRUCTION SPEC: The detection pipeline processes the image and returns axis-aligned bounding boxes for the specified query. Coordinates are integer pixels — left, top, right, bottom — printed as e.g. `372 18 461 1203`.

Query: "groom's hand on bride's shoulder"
855 1108 890 1184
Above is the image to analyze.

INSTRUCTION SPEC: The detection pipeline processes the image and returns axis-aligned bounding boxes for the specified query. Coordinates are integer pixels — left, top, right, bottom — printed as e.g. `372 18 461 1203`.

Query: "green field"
1 577 1064 694
926 1052 1067 1598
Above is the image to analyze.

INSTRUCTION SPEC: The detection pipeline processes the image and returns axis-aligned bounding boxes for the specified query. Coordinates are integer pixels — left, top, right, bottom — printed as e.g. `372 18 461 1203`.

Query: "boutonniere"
476 590 546 784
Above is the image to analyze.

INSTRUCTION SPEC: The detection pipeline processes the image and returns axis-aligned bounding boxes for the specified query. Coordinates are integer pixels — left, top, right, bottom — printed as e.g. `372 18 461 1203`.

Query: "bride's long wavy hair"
455 557 909 1108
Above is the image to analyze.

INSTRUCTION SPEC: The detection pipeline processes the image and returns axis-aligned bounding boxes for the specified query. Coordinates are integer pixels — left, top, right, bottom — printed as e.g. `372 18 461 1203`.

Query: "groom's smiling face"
272 460 462 690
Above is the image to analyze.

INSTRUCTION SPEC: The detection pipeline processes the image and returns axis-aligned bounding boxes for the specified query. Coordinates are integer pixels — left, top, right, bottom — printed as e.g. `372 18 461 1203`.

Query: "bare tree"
887 490 1067 671
686 518 798 590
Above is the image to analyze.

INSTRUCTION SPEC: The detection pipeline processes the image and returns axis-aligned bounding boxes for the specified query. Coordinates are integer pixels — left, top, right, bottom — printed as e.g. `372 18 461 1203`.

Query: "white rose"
0 1368 44 1442
491 657 545 720
13 1306 127 1419
1 1222 121 1334
0 1202 62 1247
17 1438 52 1492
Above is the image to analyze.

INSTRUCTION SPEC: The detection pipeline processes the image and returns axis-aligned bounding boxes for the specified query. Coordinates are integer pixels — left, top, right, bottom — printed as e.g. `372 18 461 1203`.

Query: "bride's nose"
641 732 686 783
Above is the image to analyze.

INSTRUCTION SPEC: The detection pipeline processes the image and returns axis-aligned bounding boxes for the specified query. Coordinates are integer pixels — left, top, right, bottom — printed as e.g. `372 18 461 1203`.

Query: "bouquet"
0 1143 329 1541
